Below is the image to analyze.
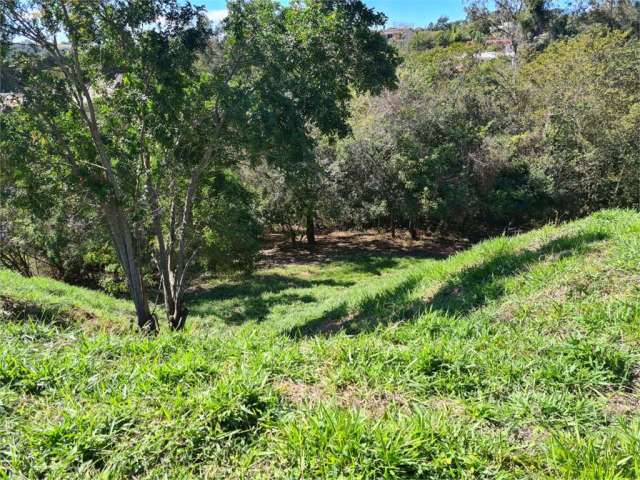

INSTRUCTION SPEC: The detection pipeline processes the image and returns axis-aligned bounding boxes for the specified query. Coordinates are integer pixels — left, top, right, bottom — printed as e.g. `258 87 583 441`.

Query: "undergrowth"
1 209 640 478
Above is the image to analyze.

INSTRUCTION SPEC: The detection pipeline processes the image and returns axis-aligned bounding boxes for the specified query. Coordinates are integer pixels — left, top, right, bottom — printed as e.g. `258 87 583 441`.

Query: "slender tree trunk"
289 225 297 245
0 243 32 277
154 146 214 332
148 190 178 329
166 150 211 331
150 200 189 332
306 209 316 246
141 147 179 331
103 202 157 333
409 221 419 240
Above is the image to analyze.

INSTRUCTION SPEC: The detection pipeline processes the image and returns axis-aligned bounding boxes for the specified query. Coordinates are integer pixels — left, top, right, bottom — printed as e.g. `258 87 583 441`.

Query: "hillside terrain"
1 210 640 478
3 0 640 477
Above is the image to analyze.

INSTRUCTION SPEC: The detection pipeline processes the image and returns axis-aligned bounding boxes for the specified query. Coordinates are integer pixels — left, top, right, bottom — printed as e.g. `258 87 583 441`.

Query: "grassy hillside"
2 210 640 479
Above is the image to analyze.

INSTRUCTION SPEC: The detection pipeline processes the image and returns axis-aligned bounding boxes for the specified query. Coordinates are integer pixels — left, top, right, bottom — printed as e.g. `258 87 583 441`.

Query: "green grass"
2 209 640 479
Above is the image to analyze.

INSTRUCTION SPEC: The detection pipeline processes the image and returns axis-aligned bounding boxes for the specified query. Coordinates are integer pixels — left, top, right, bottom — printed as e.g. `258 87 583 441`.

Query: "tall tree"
1 0 399 331
271 0 399 245
1 0 210 332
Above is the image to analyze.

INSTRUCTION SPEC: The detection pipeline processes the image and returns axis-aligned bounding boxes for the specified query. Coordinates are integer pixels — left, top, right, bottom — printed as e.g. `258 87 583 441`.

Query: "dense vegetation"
3 1 640 331
2 210 640 478
0 0 398 331
1 1 640 476
254 0 640 241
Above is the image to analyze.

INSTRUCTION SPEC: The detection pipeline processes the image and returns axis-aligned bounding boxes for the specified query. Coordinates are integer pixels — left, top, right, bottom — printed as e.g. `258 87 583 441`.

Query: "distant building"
486 37 513 48
475 37 515 61
380 28 413 42
476 51 501 61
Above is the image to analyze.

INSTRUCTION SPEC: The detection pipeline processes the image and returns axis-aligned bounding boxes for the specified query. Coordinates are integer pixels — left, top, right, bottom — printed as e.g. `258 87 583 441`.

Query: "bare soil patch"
259 230 469 267
606 364 640 416
276 379 412 417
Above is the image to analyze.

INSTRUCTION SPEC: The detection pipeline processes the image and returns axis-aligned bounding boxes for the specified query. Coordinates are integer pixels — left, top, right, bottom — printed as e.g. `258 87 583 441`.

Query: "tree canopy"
0 0 398 332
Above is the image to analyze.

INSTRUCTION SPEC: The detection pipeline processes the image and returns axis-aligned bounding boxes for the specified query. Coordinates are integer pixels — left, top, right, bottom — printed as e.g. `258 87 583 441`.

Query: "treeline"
251 0 640 242
1 0 640 332
0 0 398 331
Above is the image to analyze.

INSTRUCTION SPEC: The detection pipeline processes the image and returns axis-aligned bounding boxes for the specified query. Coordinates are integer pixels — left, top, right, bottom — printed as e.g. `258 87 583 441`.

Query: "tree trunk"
143 147 213 332
165 152 212 331
409 222 419 240
306 209 316 246
152 235 189 331
169 298 189 331
103 202 157 333
142 150 184 331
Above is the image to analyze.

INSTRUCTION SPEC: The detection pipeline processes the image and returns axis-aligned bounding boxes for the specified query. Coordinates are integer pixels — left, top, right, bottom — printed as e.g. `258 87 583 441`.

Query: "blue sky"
201 1 467 27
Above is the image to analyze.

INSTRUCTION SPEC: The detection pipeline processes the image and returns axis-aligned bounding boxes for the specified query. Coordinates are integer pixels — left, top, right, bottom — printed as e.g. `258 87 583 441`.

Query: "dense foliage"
253 0 640 239
2 0 640 326
0 0 398 331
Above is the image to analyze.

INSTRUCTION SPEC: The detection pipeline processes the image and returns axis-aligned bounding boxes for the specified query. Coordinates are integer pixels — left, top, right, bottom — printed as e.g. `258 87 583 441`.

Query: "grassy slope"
0 269 135 328
1 209 640 479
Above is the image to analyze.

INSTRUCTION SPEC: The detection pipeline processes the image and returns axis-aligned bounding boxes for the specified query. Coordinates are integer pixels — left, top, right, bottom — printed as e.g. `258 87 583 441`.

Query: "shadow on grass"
0 295 95 328
427 231 608 317
187 274 355 325
287 275 423 337
259 231 467 269
287 231 609 338
332 254 403 276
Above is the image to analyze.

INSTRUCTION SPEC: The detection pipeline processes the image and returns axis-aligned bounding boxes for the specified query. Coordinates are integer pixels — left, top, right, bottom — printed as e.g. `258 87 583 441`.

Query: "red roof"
486 38 513 46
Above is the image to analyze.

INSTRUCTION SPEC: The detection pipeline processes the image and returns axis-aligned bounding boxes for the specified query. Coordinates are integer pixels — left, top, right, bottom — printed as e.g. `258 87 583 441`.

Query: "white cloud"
206 9 228 23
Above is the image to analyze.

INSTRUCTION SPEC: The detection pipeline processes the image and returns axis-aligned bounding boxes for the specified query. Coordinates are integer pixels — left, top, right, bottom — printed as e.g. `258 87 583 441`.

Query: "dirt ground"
258 229 470 267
